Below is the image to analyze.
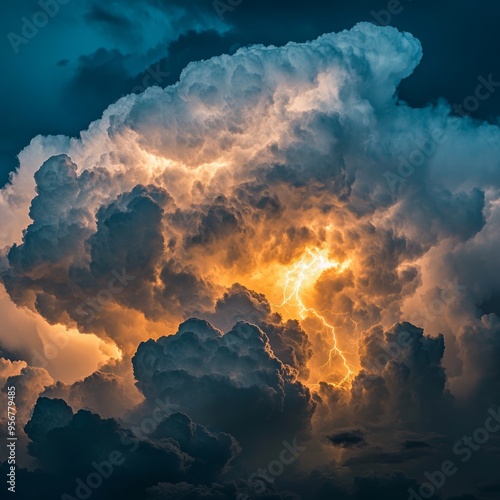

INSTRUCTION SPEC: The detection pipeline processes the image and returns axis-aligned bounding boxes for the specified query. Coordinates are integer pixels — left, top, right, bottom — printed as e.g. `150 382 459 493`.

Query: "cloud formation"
133 318 315 460
1 22 500 499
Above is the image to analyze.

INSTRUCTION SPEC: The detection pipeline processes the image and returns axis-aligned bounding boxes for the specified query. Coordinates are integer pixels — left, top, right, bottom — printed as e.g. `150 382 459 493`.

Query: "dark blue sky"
1 0 500 188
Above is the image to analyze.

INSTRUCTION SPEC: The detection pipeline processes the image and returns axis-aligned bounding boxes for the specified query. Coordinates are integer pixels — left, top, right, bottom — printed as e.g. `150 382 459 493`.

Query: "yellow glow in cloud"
274 247 354 386
0 285 121 385
212 245 356 386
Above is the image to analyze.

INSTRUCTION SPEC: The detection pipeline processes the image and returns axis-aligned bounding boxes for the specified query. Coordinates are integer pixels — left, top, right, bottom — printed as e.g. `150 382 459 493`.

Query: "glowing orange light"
276 248 355 386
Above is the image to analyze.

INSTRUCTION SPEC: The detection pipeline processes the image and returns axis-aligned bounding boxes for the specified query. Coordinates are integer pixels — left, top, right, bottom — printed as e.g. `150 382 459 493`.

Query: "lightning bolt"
276 248 355 386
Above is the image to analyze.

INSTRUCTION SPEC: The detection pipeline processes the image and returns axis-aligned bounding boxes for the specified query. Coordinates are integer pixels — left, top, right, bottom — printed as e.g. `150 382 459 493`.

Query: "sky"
1 0 500 188
1 1 500 500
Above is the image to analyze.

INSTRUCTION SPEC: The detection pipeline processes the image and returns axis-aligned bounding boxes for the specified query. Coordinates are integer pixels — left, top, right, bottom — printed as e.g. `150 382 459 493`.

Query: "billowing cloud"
202 283 313 377
18 396 240 499
132 318 315 462
1 21 500 499
41 370 143 419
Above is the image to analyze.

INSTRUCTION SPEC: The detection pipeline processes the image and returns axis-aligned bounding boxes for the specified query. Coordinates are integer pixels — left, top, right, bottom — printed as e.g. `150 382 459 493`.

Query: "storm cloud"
1 21 500 499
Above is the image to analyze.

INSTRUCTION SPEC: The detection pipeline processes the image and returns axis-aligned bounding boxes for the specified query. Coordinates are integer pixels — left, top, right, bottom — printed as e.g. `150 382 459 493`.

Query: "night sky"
1 2 500 500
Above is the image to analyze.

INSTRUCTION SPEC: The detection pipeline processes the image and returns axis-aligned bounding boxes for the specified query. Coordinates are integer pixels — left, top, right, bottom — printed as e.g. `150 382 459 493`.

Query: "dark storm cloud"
403 440 432 450
151 412 240 483
342 444 433 466
80 184 170 319
4 366 54 426
28 408 191 494
202 283 313 376
234 182 285 220
421 202 500 418
1 17 500 500
85 5 134 30
283 470 425 500
204 284 273 331
60 29 234 133
312 320 456 484
476 483 500 497
0 161 214 345
15 396 240 500
41 370 141 418
354 322 453 431
146 482 240 500
0 364 53 463
262 116 355 201
76 183 214 324
353 473 430 500
7 154 88 272
132 318 315 459
146 480 298 499
2 160 165 333
64 48 134 117
396 187 486 244
0 345 23 362
157 259 215 316
456 315 500 410
183 195 248 249
24 397 73 446
327 428 366 448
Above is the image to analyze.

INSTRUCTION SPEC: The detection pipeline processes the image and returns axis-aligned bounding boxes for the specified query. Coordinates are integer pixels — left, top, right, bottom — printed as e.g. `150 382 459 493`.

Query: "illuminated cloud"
202 283 313 377
1 21 500 499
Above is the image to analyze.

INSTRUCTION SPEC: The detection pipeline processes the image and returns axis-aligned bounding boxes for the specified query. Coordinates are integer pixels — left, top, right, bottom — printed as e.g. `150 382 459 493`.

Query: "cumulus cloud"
0 365 53 464
133 318 315 461
313 321 454 458
41 370 143 419
18 396 240 499
202 283 313 377
1 21 500 499
327 428 366 448
2 23 498 370
355 322 453 430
